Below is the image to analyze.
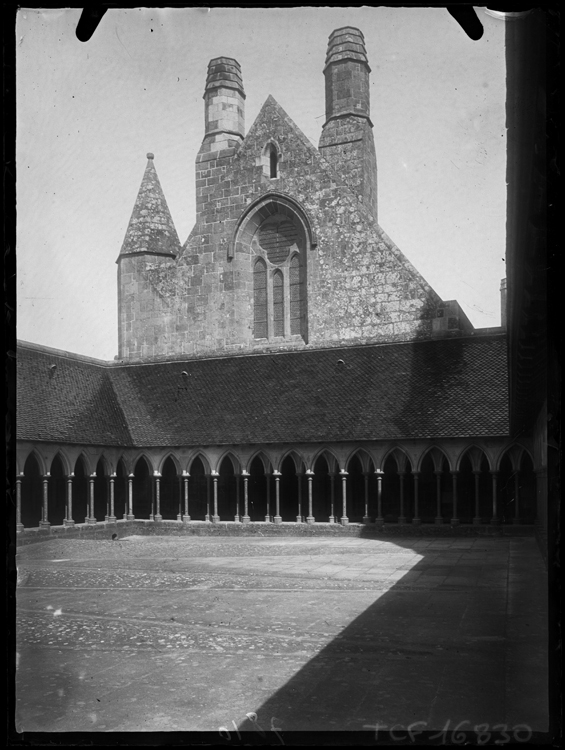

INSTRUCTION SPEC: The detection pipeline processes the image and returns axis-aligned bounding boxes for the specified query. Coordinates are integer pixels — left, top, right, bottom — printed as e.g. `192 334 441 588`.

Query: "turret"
318 27 378 221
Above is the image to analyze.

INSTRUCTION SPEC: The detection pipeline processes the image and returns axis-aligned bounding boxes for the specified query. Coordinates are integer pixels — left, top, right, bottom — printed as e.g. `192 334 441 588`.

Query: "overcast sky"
16 7 507 360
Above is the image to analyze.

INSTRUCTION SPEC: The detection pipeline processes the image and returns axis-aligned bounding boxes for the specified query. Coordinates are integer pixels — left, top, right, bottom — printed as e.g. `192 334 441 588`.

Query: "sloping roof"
118 154 181 259
17 335 509 448
17 345 132 446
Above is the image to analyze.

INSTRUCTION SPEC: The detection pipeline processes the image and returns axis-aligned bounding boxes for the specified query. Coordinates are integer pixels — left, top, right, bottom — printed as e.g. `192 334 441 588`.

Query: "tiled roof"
17 335 509 447
16 345 132 446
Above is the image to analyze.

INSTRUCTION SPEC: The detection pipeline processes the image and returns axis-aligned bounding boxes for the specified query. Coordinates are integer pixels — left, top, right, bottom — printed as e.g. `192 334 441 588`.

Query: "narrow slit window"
273 270 284 337
270 146 278 178
253 259 268 338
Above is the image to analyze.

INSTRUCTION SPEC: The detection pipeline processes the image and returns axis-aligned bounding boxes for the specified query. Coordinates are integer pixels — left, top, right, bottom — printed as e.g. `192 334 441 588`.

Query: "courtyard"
15 532 548 739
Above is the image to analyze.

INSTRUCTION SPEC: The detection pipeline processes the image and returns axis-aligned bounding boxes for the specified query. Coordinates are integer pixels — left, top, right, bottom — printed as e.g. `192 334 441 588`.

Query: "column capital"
305 469 314 477
241 470 250 477
272 470 281 477
210 470 219 477
110 473 116 478
89 473 97 478
340 469 348 476
128 473 135 478
67 473 75 478
153 471 162 478
374 469 384 476
42 473 50 479
490 469 499 476
182 471 190 477
450 470 459 476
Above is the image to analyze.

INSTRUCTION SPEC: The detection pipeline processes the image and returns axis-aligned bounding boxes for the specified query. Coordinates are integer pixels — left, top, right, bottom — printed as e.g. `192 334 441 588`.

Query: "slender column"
123 475 128 520
182 472 190 522
154 473 162 521
472 470 481 524
177 475 183 521
127 474 135 520
398 472 407 524
104 477 109 522
265 472 271 522
16 474 24 532
206 475 211 522
340 470 348 525
362 472 371 524
306 470 315 524
296 472 303 523
450 471 460 525
64 475 75 526
273 470 282 524
212 470 220 523
108 474 116 523
490 471 499 524
329 473 336 523
86 474 97 524
40 475 50 528
235 474 241 522
242 471 250 523
434 470 443 524
512 470 521 524
412 472 421 524
375 469 384 527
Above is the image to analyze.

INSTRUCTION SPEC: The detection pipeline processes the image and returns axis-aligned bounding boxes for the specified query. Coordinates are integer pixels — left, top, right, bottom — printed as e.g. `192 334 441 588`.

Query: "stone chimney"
318 27 378 221
201 57 245 155
431 301 475 338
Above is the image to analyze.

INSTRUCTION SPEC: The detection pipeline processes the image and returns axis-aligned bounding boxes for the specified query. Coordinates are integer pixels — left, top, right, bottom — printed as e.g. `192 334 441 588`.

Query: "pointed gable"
118 153 181 259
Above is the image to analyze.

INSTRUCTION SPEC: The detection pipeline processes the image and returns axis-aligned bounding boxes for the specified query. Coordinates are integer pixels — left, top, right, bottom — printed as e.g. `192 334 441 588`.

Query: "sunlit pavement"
15 535 548 736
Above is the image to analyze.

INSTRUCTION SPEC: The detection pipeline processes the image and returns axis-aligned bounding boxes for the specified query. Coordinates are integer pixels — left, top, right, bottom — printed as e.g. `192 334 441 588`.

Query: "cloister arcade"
16 440 537 532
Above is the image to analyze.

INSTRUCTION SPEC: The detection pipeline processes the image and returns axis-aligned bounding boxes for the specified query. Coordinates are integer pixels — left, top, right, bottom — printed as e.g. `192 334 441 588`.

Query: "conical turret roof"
118 153 180 259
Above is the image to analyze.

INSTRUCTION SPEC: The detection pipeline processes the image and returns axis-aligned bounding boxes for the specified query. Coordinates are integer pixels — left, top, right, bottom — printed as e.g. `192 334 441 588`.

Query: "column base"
182 515 191 523
176 514 182 522
154 514 163 522
296 516 303 523
450 518 460 526
490 518 500 525
398 516 407 525
434 517 444 525
104 515 109 522
375 518 384 528
39 521 50 530
306 516 315 524
412 518 421 525
512 517 522 524
242 515 251 524
274 515 282 524
264 515 271 523
340 517 349 526
107 516 117 524
86 518 97 525
472 517 482 525
149 514 155 521
126 514 135 521
363 516 371 524
329 516 335 524
212 515 220 523
16 523 25 533
63 519 75 527
123 513 128 520
234 515 241 523
205 515 210 522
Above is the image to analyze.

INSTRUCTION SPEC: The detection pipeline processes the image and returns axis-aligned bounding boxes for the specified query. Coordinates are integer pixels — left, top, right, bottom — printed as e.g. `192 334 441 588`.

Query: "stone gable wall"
118 99 441 362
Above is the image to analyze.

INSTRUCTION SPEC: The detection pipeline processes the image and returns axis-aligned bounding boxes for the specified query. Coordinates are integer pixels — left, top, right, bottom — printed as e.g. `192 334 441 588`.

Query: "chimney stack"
202 57 245 154
500 278 507 329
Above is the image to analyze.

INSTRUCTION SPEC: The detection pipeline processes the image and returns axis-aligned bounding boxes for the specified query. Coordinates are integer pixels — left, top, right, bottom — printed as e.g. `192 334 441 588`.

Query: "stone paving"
15 535 548 737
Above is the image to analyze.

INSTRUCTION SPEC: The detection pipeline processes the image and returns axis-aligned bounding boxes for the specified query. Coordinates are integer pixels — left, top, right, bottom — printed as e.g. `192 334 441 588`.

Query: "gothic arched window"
253 259 267 339
270 146 278 178
273 270 284 337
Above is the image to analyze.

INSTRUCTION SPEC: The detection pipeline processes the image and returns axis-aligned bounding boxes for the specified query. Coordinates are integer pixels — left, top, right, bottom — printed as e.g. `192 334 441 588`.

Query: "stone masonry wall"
119 97 442 362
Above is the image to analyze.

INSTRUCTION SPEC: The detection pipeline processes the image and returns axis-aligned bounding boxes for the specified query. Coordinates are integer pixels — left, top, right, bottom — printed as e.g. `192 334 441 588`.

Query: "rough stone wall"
119 96 442 361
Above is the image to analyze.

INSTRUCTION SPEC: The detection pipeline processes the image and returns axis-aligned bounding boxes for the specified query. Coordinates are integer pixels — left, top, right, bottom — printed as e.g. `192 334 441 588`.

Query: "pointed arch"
310 447 340 473
95 454 111 477
132 453 154 474
158 452 182 475
74 452 91 476
276 449 306 474
417 446 451 473
456 444 491 472
253 257 268 339
380 446 412 474
497 443 530 472
246 450 273 474
272 268 284 337
187 451 212 475
345 448 375 474
50 450 71 476
216 451 242 475
23 449 46 476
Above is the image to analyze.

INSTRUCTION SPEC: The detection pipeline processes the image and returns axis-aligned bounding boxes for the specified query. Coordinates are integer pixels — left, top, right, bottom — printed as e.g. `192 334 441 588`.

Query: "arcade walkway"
15 535 548 738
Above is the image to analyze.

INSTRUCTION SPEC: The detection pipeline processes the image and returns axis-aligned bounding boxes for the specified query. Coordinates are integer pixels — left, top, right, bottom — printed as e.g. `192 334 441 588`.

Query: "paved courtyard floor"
15 534 548 739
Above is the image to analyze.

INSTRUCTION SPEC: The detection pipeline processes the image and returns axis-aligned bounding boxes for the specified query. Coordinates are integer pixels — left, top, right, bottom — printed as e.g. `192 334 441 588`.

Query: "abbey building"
16 28 538 533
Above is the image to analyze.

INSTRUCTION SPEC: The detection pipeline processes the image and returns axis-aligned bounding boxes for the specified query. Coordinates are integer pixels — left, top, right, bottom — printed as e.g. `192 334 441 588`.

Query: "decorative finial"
146 152 154 160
